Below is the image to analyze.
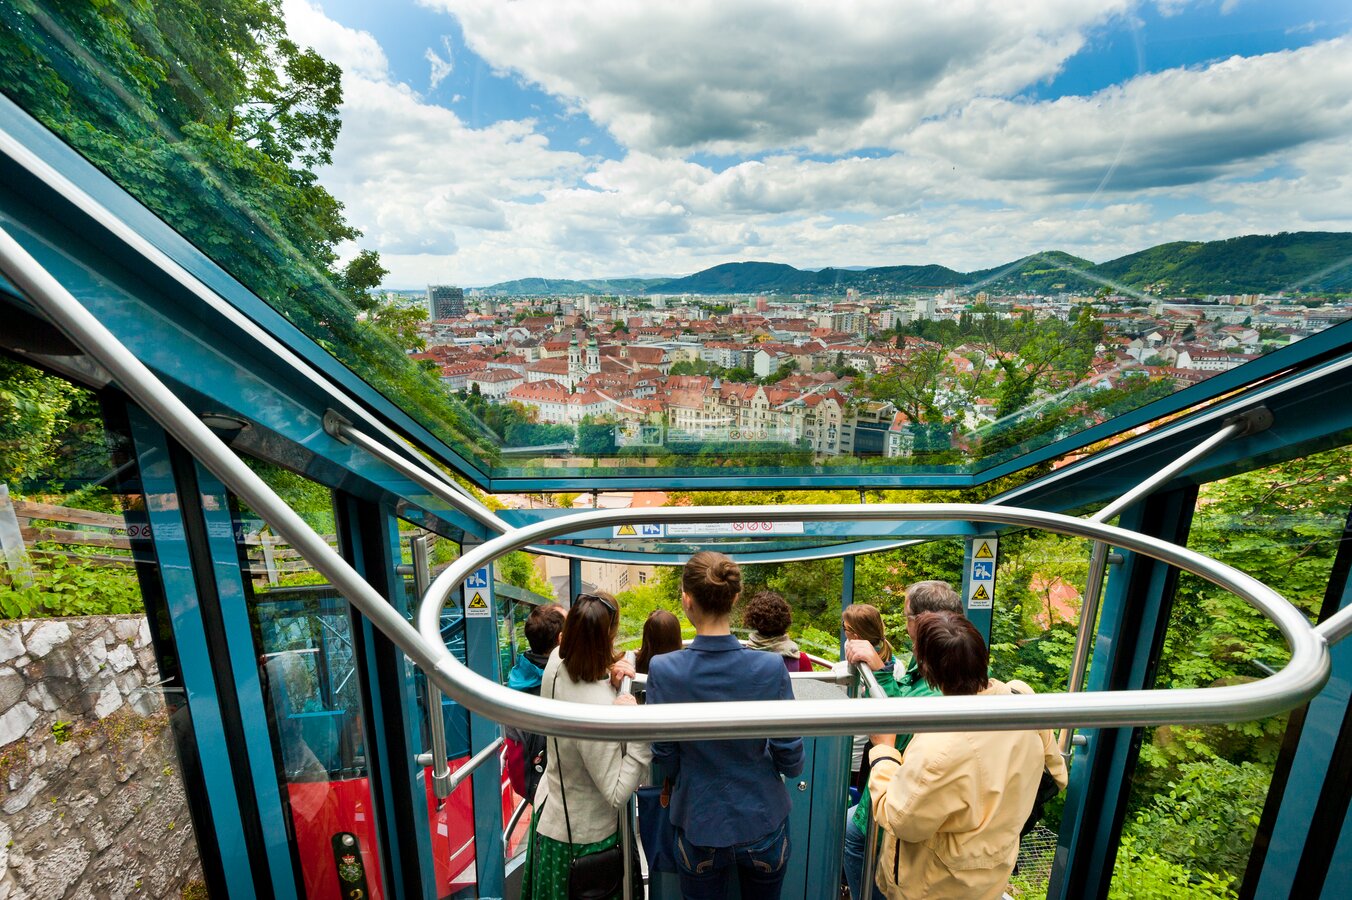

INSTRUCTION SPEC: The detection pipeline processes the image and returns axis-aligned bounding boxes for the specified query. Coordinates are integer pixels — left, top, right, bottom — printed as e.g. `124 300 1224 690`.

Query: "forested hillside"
482 233 1352 297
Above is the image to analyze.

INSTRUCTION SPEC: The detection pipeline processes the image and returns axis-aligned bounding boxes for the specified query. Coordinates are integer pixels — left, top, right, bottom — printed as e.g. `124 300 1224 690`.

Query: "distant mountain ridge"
475 232 1352 297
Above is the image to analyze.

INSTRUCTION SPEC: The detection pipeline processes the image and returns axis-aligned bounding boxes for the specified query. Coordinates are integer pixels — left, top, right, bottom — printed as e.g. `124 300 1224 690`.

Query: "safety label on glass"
465 567 492 617
966 538 997 610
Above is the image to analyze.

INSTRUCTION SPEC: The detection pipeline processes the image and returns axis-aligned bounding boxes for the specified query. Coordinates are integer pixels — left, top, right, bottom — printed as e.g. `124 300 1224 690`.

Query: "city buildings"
427 284 466 320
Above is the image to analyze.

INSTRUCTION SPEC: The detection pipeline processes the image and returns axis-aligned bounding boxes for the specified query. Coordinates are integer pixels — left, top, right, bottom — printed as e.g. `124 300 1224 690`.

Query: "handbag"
551 670 626 900
636 778 677 873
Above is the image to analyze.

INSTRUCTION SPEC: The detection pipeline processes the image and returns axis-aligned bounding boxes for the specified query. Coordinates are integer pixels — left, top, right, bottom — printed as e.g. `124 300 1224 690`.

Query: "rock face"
0 616 206 898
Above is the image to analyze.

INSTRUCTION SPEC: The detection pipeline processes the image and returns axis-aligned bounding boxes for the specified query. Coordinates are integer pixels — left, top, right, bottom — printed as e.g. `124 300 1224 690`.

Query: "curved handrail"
4 221 1332 749
417 504 1330 741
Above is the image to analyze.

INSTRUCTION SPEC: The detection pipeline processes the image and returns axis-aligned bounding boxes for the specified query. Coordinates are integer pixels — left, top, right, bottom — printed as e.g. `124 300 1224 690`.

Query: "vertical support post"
0 484 33 587
126 411 262 898
841 554 856 657
260 533 279 586
569 556 583 603
462 540 506 899
1048 487 1196 900
190 462 302 900
339 497 438 900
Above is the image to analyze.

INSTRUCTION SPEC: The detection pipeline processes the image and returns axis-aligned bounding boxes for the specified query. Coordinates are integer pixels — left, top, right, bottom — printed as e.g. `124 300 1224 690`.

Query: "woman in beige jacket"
867 611 1067 900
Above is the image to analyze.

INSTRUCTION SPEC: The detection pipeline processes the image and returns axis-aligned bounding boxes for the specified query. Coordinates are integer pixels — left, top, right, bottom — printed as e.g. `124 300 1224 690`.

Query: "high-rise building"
427 285 465 320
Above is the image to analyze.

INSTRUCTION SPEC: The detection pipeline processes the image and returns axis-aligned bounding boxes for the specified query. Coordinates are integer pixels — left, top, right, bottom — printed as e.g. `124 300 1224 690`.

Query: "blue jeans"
674 819 791 900
842 807 885 900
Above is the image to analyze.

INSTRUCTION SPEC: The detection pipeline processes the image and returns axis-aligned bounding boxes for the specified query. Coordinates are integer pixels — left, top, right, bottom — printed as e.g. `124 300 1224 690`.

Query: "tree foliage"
0 0 497 466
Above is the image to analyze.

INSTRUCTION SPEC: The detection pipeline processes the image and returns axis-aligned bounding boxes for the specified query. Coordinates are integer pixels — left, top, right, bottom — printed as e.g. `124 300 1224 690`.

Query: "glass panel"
984 529 1093 896
492 548 555 862
395 522 477 896
0 353 209 896
1108 444 1352 897
228 462 387 899
2 5 1348 486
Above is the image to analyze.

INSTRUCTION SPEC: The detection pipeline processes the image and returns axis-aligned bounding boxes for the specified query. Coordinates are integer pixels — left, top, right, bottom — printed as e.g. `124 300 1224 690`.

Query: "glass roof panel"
3 2 1350 487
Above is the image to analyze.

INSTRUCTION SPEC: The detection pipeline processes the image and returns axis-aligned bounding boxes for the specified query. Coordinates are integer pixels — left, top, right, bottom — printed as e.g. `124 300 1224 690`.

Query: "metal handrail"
444 736 505 796
2 223 1334 752
415 504 1329 741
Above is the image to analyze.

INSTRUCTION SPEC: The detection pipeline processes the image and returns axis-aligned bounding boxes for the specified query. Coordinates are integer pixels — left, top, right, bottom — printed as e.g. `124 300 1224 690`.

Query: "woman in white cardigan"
524 590 650 900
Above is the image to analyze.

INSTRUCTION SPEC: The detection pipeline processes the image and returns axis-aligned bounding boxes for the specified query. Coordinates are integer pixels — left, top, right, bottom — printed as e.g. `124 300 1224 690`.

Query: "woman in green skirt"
523 591 650 899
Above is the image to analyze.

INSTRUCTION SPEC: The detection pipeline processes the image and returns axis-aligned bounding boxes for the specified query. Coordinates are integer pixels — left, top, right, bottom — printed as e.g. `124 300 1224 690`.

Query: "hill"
478 232 1352 297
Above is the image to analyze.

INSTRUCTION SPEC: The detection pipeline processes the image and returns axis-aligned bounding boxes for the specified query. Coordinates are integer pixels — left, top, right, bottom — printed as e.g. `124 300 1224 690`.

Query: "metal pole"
1056 415 1257 756
861 804 880 900
503 796 530 849
444 736 505 795
1316 603 1352 646
326 412 504 535
620 792 635 900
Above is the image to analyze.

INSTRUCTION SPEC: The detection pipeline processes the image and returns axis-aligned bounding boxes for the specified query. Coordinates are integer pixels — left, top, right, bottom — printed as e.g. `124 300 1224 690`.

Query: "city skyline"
286 1 1352 287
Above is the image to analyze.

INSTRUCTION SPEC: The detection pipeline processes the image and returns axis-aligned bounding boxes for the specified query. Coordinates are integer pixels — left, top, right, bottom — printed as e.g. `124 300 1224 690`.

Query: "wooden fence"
0 488 333 588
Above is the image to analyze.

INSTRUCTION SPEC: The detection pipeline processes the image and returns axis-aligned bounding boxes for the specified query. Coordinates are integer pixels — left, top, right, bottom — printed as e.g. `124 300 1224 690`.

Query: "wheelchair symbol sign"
971 561 994 580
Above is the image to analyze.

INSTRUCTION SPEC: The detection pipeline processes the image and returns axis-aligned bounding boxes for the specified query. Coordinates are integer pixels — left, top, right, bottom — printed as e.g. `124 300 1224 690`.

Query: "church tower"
586 336 600 375
568 336 582 388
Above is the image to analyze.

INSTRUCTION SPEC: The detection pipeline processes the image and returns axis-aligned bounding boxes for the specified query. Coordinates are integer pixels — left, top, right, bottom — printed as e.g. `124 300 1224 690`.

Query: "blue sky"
284 0 1352 287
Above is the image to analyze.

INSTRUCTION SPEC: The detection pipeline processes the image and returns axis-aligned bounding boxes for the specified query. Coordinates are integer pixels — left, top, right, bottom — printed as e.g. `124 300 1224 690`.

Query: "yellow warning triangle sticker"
974 541 994 559
617 524 637 536
468 592 488 609
971 584 990 601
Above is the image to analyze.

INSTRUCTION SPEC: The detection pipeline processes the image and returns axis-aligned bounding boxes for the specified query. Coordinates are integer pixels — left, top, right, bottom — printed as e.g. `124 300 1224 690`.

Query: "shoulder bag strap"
550 668 577 857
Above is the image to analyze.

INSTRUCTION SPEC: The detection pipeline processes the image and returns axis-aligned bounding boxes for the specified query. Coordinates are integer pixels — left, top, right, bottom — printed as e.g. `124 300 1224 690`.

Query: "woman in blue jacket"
645 551 805 899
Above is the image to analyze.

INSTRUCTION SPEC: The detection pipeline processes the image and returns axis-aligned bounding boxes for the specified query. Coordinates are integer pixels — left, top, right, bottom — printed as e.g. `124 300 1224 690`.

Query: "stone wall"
0 616 205 899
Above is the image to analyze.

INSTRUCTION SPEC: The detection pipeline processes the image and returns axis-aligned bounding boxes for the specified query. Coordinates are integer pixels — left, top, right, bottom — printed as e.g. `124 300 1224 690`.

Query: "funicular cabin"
1 3 1352 899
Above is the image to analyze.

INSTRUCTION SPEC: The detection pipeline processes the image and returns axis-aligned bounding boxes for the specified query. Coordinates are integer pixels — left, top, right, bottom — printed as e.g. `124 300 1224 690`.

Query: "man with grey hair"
841 579 967 900
903 579 963 617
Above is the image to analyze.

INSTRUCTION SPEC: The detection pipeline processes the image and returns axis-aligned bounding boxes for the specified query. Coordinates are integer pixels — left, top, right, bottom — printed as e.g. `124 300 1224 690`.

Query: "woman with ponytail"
645 551 805 900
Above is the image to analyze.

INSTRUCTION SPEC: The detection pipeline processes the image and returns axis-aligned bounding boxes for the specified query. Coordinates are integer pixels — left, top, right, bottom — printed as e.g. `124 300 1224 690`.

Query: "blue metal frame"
127 410 260 899
192 464 303 899
339 495 439 900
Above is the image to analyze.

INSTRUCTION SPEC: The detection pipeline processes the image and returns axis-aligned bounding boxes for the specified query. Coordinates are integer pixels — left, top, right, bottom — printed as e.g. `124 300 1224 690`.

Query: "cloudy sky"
283 0 1352 287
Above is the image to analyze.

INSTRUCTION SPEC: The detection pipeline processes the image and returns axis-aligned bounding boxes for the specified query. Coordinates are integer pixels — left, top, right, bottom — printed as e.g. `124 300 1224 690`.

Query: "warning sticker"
466 591 491 618
967 537 997 610
464 566 492 618
611 523 664 538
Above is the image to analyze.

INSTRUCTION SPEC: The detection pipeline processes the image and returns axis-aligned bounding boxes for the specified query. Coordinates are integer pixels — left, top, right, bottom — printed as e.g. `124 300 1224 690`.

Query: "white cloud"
426 36 455 90
903 37 1352 196
287 1 1352 286
423 0 1135 155
282 0 389 79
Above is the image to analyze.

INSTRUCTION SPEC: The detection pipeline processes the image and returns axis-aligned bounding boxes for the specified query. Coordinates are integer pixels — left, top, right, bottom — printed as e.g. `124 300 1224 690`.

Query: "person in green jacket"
841 581 964 900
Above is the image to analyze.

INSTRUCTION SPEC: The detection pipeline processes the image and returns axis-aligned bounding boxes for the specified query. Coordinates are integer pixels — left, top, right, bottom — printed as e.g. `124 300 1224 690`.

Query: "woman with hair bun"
645 551 805 900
